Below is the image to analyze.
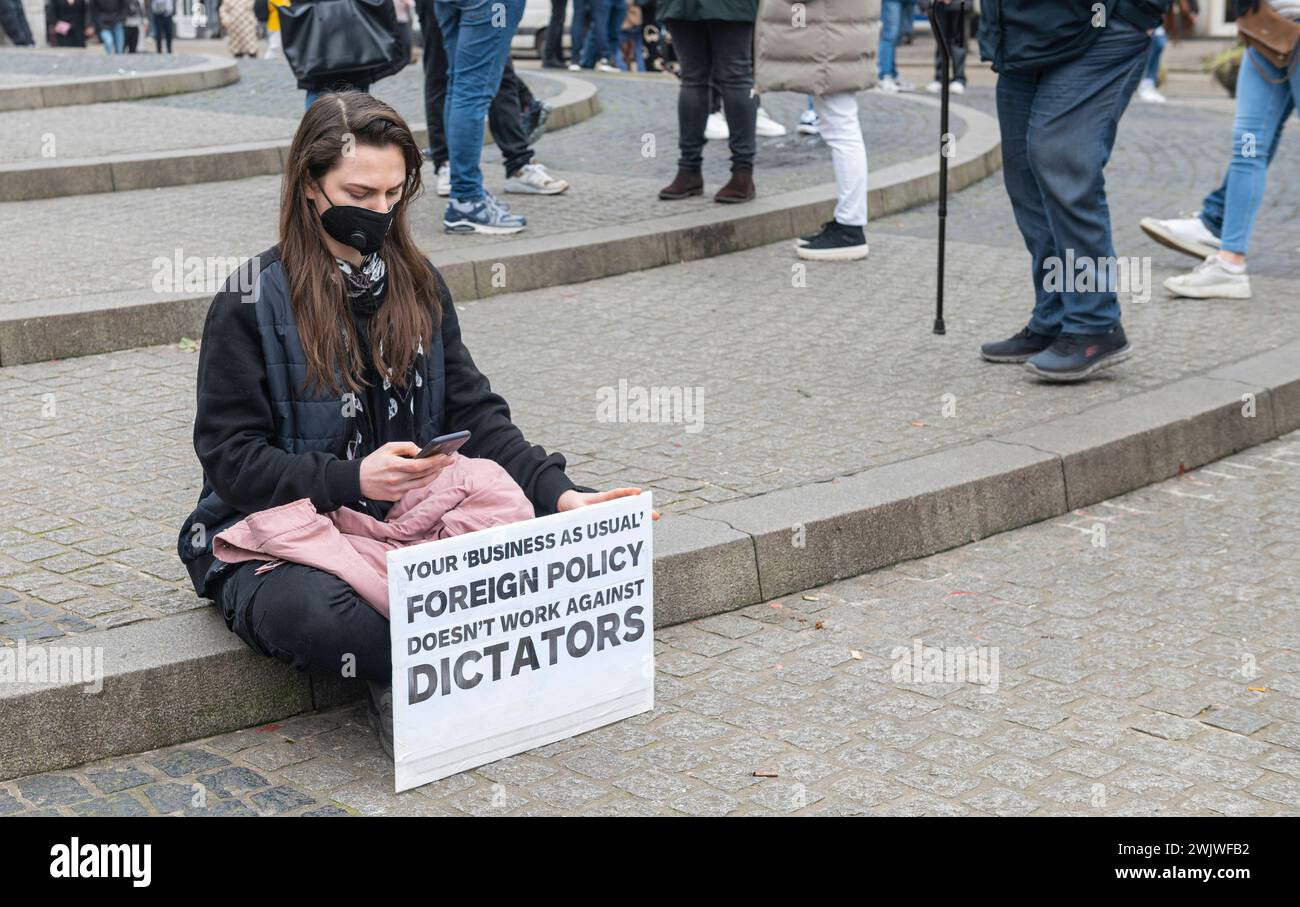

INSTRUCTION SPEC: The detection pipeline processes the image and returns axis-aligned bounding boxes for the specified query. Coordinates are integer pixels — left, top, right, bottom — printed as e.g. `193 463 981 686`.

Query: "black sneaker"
1024 326 1132 382
796 220 868 261
980 326 1055 363
797 220 833 246
366 680 394 758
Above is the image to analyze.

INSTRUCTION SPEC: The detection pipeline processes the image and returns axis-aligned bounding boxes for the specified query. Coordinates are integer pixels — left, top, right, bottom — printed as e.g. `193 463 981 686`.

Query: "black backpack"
254 0 270 22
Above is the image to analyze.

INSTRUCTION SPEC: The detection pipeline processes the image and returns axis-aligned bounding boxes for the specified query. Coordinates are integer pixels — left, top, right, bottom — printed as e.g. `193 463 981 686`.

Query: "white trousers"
812 92 869 227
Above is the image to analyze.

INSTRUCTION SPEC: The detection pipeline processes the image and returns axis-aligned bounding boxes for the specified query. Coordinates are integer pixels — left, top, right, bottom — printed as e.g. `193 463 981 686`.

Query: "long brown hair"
279 92 442 397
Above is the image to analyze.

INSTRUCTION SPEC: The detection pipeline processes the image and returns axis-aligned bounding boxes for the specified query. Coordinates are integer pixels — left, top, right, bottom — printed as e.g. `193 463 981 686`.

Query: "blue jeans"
436 0 525 200
1199 90 1292 239
579 0 612 66
1217 47 1300 255
879 0 902 79
100 22 125 53
996 18 1149 336
571 0 592 60
1143 25 1166 82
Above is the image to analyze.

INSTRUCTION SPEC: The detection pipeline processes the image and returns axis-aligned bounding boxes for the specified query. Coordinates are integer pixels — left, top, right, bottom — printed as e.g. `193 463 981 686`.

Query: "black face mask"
318 187 398 256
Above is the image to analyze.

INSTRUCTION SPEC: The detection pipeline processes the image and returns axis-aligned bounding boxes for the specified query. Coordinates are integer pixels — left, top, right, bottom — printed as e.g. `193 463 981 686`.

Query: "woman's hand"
359 441 451 502
557 487 661 521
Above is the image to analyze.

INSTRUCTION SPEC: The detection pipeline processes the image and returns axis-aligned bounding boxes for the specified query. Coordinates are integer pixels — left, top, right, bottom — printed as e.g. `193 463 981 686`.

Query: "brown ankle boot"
658 168 704 200
714 168 755 204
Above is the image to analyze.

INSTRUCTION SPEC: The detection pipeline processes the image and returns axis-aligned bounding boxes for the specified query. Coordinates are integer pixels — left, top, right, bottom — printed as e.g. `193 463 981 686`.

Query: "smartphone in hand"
412 430 470 459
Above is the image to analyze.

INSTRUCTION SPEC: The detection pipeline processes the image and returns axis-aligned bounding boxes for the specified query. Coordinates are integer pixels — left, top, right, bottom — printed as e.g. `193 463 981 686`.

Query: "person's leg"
1024 18 1149 335
153 13 165 52
512 63 537 111
571 0 590 61
580 0 611 66
667 17 710 173
440 0 525 200
304 87 320 109
163 14 174 52
1200 93 1291 238
607 0 624 56
994 71 1065 338
878 0 900 79
491 63 534 176
217 561 392 684
946 7 967 84
898 0 915 38
544 0 567 64
99 28 113 52
812 92 867 227
1143 25 1166 84
418 0 449 166
711 18 757 173
1218 48 1296 258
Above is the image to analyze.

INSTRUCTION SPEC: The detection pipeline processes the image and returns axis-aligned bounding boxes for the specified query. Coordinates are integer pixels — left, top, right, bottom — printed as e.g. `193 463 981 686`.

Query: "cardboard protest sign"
387 491 655 792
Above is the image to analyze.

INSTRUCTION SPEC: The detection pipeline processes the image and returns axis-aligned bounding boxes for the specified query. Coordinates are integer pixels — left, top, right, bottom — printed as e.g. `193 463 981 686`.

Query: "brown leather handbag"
1237 0 1300 72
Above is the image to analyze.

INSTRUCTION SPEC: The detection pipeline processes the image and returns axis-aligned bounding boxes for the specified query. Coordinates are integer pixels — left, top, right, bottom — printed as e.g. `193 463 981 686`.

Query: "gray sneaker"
367 680 393 758
443 195 527 234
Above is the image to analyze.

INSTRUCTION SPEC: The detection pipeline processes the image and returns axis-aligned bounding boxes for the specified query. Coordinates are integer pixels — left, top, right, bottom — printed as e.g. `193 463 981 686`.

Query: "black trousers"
214 560 392 684
544 0 567 65
932 6 968 84
665 18 756 172
417 0 450 165
417 0 534 176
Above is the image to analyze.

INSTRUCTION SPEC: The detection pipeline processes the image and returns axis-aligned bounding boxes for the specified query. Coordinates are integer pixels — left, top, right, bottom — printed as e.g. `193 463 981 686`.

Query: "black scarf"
337 254 430 513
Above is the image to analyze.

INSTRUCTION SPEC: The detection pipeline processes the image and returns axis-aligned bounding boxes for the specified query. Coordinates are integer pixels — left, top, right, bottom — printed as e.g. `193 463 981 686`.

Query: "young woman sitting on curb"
177 92 649 755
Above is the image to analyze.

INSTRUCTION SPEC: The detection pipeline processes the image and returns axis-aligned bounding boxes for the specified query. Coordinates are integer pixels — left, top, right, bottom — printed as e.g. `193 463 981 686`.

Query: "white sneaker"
596 59 619 73
877 76 902 93
504 162 569 195
567 63 582 71
894 76 916 92
926 80 942 94
1163 255 1251 300
1140 215 1221 259
704 110 729 141
1137 78 1167 103
435 162 450 197
797 108 819 135
755 106 787 137
951 80 966 95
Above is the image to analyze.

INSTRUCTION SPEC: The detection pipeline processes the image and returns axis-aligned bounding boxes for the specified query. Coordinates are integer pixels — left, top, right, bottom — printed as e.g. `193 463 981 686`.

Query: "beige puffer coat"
754 0 881 96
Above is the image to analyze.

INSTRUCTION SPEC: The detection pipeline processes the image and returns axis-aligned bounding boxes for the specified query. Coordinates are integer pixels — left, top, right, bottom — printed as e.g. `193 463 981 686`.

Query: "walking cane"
927 3 960 336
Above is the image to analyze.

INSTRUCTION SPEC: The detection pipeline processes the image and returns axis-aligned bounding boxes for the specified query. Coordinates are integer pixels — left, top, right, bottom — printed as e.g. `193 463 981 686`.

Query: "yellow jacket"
268 0 288 32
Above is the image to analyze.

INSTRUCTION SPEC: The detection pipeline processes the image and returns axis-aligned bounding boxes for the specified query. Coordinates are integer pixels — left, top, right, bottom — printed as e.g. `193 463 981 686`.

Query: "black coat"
978 0 1171 73
90 0 129 29
47 0 88 44
178 247 586 600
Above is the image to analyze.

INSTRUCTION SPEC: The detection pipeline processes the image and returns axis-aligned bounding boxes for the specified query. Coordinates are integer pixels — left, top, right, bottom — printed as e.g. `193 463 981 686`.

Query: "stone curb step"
0 52 239 112
0 71 599 202
3 339 1297 780
0 94 1001 366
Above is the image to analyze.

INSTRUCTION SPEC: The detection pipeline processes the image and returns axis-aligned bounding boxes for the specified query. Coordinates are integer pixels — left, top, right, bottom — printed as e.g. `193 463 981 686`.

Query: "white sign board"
387 492 655 793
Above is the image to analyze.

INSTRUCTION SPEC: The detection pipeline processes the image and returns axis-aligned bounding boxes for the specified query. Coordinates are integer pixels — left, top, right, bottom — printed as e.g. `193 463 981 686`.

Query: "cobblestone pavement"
0 66 944 304
5 431 1298 816
3 197 1300 642
0 48 194 86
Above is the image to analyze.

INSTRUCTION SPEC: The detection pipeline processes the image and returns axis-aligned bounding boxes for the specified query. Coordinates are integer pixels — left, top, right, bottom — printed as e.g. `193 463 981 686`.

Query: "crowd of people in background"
5 0 1297 383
